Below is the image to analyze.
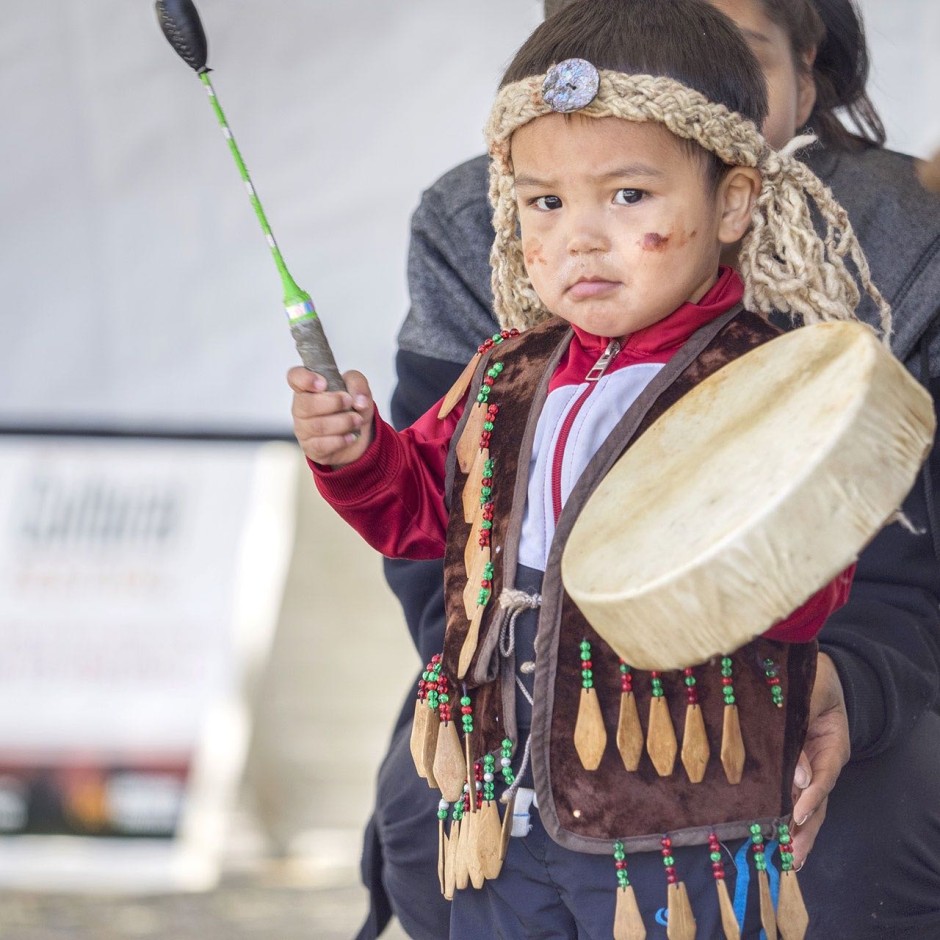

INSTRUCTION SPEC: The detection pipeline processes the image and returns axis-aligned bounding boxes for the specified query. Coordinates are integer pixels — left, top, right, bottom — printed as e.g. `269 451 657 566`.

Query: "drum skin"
562 322 936 670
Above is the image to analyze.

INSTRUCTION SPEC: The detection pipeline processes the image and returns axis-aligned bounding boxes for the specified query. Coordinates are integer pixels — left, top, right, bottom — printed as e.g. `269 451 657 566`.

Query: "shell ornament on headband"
542 58 600 112
485 58 891 342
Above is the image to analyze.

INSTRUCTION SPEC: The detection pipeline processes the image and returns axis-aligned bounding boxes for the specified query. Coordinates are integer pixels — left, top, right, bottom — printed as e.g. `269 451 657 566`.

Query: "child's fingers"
342 370 376 416
291 402 364 438
287 365 337 396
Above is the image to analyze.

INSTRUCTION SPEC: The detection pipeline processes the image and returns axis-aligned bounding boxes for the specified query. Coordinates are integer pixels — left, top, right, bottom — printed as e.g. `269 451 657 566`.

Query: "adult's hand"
789 652 850 868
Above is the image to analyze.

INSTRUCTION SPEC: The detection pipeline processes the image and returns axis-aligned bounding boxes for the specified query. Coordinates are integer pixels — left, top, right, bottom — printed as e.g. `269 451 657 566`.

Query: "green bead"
684 676 696 687
580 640 591 651
583 679 594 689
710 852 722 863
663 855 675 867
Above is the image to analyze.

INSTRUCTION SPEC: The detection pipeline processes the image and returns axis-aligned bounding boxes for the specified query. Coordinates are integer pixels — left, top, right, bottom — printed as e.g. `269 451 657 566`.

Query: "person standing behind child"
355 1 940 938
290 1 915 936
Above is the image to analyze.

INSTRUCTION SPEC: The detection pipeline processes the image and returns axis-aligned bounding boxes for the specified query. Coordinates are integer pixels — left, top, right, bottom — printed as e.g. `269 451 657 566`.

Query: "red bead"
661 837 672 848
721 677 733 686
667 874 678 885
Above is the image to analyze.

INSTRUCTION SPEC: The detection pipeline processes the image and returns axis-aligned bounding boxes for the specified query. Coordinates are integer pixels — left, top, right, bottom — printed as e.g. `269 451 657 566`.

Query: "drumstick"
154 0 346 392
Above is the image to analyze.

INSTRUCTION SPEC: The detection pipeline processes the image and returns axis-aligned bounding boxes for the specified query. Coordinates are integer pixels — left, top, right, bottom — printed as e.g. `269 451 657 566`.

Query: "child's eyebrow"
514 164 665 188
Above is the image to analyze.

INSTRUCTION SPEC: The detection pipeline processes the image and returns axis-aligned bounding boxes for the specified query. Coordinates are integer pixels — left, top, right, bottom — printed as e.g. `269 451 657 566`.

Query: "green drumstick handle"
198 73 346 391
154 0 346 392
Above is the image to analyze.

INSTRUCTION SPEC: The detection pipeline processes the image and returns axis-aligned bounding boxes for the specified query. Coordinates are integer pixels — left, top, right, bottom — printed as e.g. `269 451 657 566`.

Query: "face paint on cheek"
524 241 548 268
641 232 671 252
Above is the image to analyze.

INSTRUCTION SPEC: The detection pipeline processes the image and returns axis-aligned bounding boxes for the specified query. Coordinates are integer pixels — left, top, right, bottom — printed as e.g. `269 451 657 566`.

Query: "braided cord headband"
484 60 891 340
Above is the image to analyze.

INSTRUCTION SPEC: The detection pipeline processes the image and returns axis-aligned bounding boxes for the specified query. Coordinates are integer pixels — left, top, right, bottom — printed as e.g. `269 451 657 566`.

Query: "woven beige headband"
484 60 890 339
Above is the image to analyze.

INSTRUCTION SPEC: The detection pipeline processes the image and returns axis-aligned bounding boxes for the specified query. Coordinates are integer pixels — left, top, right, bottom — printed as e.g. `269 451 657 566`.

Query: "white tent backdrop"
0 0 936 433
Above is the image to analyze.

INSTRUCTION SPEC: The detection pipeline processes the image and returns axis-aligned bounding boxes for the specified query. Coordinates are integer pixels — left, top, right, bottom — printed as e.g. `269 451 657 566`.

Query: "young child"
290 1 890 936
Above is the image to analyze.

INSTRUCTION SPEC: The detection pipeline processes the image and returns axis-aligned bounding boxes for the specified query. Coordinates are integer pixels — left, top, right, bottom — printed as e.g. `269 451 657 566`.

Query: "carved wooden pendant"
499 791 515 861
456 401 486 473
680 703 710 783
616 691 644 772
720 703 746 785
410 699 430 778
574 687 607 770
462 472 484 526
758 869 779 940
777 870 810 940
443 818 459 900
421 712 440 789
437 819 447 895
463 446 490 522
463 544 491 619
433 721 466 802
454 812 471 890
465 812 485 889
464 514 485 575
438 352 482 419
457 604 485 679
477 800 504 880
613 885 647 940
716 877 741 939
646 695 677 777
666 882 697 940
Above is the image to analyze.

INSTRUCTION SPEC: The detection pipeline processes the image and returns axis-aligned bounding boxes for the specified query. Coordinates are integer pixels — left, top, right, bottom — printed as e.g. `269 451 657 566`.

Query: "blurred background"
0 1 936 937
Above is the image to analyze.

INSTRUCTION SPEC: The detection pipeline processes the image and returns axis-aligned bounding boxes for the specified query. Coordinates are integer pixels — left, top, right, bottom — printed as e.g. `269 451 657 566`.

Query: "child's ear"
717 167 761 245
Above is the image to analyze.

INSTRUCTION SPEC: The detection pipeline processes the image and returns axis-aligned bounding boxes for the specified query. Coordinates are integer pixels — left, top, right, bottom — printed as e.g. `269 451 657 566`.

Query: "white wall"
0 0 935 433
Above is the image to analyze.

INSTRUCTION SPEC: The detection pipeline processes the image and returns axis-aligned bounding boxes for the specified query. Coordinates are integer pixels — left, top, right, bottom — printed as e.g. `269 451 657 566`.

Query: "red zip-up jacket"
313 268 852 643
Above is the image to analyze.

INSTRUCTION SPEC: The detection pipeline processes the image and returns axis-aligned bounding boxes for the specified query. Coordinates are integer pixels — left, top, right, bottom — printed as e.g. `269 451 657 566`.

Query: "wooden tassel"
462 446 490 522
433 721 467 802
464 514 486 575
457 605 485 679
463 733 476 813
437 819 447 895
499 791 515 861
716 878 741 940
462 473 484 526
574 687 607 770
665 882 697 940
443 818 459 899
720 704 745 785
465 811 485 889
613 885 647 940
758 869 778 940
646 695 677 777
477 800 504 880
421 713 440 789
410 699 430 778
777 870 810 940
438 352 482 419
456 401 487 473
616 690 644 771
680 703 710 783
454 813 471 890
462 544 491 618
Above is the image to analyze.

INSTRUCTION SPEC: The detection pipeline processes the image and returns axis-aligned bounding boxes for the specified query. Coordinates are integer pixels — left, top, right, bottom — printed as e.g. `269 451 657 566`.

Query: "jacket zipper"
551 338 622 522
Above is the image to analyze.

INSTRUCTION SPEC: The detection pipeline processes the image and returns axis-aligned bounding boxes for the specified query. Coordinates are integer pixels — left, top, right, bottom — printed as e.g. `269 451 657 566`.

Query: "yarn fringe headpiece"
484 60 892 340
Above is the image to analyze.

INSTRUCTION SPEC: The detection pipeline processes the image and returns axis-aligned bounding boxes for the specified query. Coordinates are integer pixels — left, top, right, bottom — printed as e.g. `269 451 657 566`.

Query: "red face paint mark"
642 232 670 251
525 244 547 267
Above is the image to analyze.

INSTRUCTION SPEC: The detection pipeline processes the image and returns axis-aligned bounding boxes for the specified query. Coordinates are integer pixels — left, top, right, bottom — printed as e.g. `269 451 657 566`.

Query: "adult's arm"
384 156 499 667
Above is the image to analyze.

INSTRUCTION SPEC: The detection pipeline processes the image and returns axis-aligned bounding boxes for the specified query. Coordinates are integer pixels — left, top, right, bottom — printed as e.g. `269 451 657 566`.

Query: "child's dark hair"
504 0 768 186
508 0 768 125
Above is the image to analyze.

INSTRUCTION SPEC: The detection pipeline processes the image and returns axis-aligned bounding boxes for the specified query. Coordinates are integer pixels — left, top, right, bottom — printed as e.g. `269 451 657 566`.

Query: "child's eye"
614 189 645 205
531 195 562 211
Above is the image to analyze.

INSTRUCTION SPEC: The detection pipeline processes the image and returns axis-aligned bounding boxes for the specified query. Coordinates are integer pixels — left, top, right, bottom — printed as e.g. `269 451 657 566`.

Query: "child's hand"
288 366 375 467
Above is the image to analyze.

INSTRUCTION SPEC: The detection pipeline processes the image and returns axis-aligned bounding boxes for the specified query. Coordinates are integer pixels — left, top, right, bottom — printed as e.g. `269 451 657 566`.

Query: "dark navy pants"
360 709 940 940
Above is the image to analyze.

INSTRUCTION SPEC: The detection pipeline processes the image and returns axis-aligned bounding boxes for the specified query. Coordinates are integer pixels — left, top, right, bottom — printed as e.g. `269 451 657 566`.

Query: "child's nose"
566 214 609 255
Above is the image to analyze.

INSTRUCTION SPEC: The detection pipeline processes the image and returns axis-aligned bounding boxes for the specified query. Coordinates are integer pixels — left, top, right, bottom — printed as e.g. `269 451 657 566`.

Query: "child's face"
511 114 755 339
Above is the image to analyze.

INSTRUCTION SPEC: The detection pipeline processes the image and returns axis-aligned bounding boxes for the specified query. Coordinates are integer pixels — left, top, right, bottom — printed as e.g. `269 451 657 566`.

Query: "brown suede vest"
441 307 817 854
